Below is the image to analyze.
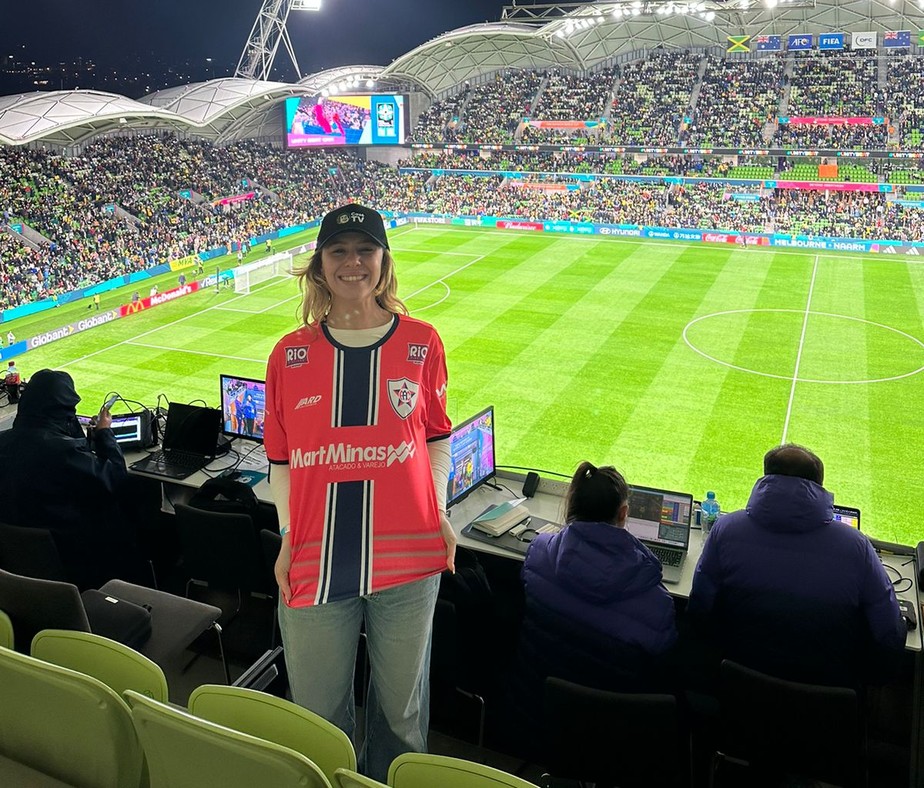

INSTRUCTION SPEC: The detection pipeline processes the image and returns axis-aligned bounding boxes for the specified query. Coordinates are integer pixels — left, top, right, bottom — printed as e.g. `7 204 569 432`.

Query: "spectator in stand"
0 369 149 590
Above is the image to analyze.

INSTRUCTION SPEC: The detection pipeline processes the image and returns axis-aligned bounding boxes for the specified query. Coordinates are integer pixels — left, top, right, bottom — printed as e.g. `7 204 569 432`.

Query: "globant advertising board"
285 94 408 148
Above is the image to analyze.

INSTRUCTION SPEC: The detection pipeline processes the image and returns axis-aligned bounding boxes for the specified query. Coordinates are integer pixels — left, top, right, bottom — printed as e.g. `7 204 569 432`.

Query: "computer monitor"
77 412 148 448
624 485 694 549
220 374 266 443
832 504 861 530
447 406 496 508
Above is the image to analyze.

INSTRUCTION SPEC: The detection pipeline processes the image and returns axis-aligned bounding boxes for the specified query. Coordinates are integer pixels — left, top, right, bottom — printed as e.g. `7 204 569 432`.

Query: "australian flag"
755 35 782 51
788 34 813 51
884 30 912 48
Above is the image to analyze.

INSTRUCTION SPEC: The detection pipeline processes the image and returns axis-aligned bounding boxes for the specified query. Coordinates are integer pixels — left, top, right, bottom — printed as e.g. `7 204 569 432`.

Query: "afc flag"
788 34 813 51
884 30 912 48
754 35 782 51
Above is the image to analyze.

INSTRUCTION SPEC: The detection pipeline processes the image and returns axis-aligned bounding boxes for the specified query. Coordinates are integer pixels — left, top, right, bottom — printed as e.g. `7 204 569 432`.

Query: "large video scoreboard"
284 93 408 148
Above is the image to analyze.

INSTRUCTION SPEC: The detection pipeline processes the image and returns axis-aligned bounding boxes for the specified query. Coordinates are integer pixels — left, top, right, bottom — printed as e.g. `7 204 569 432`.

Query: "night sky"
3 0 508 75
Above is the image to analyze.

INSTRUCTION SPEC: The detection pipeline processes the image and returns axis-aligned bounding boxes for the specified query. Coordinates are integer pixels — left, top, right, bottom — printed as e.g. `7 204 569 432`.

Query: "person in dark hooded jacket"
504 461 677 752
0 369 147 590
688 443 905 687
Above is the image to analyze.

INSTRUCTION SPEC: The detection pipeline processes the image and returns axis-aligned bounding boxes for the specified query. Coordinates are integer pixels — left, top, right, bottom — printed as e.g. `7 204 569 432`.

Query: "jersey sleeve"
424 328 451 441
263 340 289 464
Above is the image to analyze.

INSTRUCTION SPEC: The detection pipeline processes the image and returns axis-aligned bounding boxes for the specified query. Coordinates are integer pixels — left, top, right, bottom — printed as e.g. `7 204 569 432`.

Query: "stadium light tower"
235 0 321 82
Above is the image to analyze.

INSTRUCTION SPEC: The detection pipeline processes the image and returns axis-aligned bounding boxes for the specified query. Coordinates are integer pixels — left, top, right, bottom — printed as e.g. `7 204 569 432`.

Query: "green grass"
16 224 924 545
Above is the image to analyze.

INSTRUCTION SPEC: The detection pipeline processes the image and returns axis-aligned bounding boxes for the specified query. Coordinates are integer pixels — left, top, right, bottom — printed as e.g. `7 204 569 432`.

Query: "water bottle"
701 491 720 535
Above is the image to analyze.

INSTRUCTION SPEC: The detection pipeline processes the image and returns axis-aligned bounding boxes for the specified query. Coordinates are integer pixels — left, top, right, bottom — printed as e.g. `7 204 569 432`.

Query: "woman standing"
264 204 454 781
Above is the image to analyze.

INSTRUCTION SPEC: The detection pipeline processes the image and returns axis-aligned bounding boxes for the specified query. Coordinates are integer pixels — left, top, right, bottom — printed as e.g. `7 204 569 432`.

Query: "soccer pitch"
16 223 924 545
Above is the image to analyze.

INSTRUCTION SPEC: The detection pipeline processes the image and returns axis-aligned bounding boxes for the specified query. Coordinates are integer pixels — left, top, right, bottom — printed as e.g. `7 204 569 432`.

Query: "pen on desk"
518 516 532 528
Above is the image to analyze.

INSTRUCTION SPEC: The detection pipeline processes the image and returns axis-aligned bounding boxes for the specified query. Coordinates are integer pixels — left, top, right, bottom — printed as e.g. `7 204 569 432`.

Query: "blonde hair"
294 247 408 327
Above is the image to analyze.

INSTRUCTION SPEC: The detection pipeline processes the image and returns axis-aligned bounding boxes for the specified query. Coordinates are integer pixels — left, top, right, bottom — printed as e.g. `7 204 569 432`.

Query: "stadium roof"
380 0 924 96
381 23 584 97
138 77 305 143
0 90 185 147
2 0 924 146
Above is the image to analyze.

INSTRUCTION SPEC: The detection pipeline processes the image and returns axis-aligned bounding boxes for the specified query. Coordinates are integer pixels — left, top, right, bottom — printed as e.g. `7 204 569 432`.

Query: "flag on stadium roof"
787 34 813 51
727 35 751 52
852 32 877 50
883 30 911 48
819 32 845 50
754 35 781 51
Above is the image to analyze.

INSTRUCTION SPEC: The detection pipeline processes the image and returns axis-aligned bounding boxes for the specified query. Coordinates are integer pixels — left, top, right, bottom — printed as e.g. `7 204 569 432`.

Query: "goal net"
233 252 293 295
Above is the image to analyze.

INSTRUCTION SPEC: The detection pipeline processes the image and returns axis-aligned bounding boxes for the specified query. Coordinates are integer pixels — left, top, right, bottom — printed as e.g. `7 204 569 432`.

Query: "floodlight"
292 0 322 9
706 10 715 20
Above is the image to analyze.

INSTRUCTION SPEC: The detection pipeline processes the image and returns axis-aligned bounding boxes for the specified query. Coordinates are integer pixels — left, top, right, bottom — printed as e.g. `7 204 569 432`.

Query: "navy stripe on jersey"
331 347 381 428
316 480 372 603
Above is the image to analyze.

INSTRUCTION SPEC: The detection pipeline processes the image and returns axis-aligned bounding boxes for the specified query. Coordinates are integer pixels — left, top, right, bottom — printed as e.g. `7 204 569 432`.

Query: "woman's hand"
438 511 456 574
275 532 292 604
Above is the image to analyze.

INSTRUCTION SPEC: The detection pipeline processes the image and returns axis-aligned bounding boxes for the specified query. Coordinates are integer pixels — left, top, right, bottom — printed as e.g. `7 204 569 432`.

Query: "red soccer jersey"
265 315 451 607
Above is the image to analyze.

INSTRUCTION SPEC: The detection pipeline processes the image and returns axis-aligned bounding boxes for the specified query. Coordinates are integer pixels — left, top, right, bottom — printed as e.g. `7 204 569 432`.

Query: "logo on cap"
336 214 350 225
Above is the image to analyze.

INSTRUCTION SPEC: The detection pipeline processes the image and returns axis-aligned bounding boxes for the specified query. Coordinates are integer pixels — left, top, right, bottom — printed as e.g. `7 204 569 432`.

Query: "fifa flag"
754 35 782 51
788 34 813 50
819 32 845 50
884 30 912 48
852 31 877 49
727 35 751 52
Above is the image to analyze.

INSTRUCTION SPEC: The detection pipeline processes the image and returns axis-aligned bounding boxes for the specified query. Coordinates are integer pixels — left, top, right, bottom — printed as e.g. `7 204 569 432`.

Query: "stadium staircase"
686 54 709 112
453 89 476 140
529 73 551 118
5 220 51 250
601 72 622 125
250 180 279 201
110 205 143 229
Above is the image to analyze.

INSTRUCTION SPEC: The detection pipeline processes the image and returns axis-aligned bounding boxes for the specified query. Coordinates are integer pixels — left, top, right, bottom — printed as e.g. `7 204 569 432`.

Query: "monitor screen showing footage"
284 93 408 148
220 374 266 443
447 406 496 507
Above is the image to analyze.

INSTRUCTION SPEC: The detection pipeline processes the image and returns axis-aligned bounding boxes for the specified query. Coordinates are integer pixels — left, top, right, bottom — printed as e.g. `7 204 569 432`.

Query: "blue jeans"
279 574 440 782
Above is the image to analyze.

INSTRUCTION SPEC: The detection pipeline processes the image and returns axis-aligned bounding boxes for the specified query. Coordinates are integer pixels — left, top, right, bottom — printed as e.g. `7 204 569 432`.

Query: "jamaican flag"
727 35 751 52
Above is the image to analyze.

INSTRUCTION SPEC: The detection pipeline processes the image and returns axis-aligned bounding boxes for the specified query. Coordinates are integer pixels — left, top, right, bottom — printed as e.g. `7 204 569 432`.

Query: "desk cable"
882 562 913 594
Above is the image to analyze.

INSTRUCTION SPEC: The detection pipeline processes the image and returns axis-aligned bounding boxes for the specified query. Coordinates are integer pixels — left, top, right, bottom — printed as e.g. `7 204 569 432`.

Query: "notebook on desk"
129 403 221 480
624 485 694 585
461 504 561 556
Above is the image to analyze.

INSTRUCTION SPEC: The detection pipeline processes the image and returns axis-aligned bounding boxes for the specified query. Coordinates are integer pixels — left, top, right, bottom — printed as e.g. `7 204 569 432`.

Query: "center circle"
682 309 924 384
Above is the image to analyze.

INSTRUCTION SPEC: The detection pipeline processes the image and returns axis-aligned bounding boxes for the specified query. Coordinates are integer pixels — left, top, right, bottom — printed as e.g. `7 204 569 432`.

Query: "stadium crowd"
685 56 784 148
5 49 924 311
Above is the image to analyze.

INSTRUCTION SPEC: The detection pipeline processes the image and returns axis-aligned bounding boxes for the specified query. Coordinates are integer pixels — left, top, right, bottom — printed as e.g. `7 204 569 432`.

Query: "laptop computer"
832 504 861 530
624 485 694 584
129 402 221 480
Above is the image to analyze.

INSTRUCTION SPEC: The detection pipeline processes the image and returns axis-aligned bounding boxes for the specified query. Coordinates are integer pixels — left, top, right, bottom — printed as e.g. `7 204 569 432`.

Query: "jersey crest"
388 377 419 420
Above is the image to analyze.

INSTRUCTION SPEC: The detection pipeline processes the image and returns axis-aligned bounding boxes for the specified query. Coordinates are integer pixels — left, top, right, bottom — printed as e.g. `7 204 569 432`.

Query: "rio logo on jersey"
285 346 309 367
388 378 419 420
407 343 428 364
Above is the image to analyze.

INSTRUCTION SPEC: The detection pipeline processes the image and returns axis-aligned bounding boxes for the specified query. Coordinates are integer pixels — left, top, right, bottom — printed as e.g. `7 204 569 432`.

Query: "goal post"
233 251 293 295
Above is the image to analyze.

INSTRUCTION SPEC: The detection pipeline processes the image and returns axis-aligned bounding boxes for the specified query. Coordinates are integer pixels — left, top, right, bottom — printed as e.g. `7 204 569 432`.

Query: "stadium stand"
686 55 784 148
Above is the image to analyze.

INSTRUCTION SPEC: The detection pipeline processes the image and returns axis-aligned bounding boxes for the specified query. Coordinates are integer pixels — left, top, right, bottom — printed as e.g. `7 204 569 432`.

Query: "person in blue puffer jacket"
503 461 678 752
688 443 905 688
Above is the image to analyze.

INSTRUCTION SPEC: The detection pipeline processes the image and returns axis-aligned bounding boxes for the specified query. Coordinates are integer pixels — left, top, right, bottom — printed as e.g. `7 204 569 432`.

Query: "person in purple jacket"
688 444 905 688
504 461 677 753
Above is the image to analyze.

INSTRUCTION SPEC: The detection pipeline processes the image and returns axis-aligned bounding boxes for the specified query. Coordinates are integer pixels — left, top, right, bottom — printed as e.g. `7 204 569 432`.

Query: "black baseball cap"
316 203 390 250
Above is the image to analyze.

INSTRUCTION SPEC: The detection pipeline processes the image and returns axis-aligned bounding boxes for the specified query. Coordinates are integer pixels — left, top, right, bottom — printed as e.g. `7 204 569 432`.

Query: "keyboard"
649 546 682 567
144 449 206 471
